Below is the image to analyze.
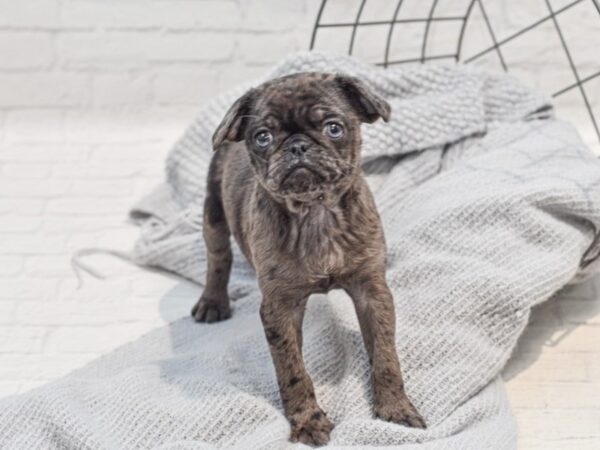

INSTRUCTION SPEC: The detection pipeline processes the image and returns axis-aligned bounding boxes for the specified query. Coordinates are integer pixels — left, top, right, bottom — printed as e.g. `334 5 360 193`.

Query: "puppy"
192 72 425 446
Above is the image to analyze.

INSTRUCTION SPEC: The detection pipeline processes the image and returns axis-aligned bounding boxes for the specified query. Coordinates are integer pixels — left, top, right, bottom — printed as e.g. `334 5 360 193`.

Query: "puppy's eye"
324 122 344 139
254 131 273 149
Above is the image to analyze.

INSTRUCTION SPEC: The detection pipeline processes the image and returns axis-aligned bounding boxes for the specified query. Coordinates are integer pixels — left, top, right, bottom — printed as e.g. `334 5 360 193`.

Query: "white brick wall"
0 0 318 112
0 0 319 400
0 1 599 449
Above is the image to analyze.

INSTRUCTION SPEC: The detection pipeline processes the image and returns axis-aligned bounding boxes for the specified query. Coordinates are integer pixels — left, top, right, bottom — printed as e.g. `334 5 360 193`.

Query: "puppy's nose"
288 141 309 155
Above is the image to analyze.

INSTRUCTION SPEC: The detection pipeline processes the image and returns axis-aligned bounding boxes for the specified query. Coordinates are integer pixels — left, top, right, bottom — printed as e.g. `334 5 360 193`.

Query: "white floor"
0 113 599 449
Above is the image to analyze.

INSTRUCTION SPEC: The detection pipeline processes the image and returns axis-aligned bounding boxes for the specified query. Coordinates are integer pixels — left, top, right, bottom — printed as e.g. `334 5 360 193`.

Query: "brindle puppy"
191 72 425 446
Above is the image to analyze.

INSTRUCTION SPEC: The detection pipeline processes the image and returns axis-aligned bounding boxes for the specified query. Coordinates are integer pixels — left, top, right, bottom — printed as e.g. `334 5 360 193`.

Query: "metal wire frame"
309 0 600 143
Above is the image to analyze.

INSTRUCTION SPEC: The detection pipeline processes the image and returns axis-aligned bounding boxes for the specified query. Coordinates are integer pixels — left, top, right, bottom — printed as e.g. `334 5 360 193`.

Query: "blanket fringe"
71 248 135 289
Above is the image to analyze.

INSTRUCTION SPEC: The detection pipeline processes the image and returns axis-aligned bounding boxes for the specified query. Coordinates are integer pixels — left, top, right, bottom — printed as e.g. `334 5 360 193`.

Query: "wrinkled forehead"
251 77 347 127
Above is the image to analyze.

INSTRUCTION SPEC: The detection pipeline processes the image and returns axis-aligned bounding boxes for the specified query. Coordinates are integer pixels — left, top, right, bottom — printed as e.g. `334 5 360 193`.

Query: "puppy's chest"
284 206 356 276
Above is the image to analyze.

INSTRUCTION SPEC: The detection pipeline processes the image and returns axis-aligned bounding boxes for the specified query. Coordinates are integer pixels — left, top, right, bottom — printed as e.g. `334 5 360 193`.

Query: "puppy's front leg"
346 272 426 428
259 295 334 446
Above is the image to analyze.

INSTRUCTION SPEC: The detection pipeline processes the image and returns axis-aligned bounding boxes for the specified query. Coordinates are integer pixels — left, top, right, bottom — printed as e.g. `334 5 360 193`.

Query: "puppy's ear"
334 75 391 123
212 89 255 150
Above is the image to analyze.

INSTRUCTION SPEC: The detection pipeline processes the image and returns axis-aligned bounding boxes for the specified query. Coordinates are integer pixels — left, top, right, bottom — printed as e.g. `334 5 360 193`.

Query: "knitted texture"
2 52 600 449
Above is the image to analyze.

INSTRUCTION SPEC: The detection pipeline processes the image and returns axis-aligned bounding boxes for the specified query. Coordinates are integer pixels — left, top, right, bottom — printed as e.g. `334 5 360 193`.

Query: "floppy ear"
334 75 391 123
212 89 255 149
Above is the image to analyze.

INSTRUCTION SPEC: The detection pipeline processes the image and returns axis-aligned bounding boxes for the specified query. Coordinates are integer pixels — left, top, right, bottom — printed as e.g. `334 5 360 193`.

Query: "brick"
0 0 60 29
0 327 46 353
52 162 142 179
4 110 64 143
45 324 151 353
239 0 305 32
59 0 161 30
0 179 70 197
0 279 59 299
23 255 72 278
134 163 166 179
0 199 45 215
89 142 168 162
47 197 131 215
68 179 135 197
92 73 152 107
2 163 51 179
58 277 132 301
0 301 17 324
60 0 241 31
65 245 141 278
0 111 5 142
0 215 41 233
97 227 139 249
57 32 145 69
238 33 301 65
0 380 22 398
64 110 187 143
216 64 266 92
153 67 217 105
0 235 65 255
65 231 102 251
148 32 236 62
157 1 242 30
41 216 129 234
58 31 235 69
0 32 54 69
0 354 96 380
0 143 87 162
0 73 89 108
15 300 118 326
0 256 23 276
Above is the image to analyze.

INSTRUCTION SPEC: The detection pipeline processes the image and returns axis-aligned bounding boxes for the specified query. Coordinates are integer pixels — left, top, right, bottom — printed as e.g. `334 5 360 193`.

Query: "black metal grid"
310 0 600 143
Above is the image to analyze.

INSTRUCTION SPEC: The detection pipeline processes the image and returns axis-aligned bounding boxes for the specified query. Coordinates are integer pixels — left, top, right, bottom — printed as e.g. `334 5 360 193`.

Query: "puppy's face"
213 73 390 203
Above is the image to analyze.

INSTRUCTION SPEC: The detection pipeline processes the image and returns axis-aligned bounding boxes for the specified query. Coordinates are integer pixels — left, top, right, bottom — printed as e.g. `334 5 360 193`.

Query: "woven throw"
2 52 600 449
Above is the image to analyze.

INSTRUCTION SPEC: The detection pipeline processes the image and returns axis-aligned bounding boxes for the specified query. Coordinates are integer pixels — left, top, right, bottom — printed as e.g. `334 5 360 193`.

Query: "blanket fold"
1 52 600 450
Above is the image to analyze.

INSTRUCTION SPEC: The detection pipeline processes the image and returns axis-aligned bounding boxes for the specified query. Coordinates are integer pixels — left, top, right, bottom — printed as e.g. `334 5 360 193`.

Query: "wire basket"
310 0 600 148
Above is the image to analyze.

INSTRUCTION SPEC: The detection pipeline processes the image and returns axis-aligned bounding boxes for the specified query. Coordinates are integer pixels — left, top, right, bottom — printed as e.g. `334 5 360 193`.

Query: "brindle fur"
191 72 426 446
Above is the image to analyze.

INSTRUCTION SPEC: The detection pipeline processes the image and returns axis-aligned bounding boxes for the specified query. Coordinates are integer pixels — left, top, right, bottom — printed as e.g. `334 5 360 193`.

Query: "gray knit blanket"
2 52 600 449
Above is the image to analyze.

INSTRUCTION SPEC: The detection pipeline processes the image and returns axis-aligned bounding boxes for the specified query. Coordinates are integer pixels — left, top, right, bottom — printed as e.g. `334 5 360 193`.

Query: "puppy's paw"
289 407 334 447
374 398 426 429
191 296 231 323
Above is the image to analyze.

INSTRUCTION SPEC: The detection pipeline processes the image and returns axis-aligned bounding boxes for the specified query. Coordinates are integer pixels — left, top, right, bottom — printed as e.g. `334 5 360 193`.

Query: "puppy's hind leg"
192 160 232 323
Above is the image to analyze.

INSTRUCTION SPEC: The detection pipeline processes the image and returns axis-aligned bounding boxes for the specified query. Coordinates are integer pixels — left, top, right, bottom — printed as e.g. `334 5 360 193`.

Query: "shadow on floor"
152 277 285 410
155 272 600 389
502 275 600 381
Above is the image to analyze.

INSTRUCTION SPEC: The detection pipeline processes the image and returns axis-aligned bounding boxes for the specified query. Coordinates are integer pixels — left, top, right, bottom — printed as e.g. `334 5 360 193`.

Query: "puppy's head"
213 73 390 203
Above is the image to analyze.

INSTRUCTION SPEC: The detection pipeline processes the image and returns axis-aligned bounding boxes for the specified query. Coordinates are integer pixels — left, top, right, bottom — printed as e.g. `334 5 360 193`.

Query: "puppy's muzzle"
288 139 309 157
283 136 313 164
278 138 322 191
